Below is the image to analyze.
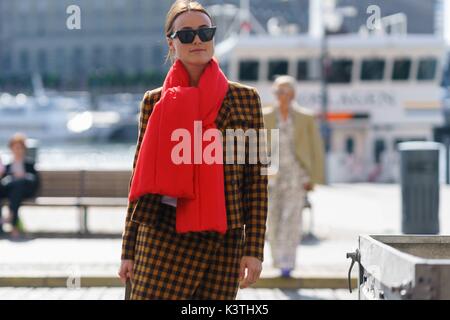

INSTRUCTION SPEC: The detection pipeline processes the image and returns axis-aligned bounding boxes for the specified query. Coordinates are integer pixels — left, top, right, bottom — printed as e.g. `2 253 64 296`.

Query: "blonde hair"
8 133 27 150
164 0 213 65
272 75 297 97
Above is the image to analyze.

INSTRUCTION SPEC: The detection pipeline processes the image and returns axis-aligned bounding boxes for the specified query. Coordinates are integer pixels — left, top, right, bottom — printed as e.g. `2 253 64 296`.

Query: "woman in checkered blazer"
118 0 268 300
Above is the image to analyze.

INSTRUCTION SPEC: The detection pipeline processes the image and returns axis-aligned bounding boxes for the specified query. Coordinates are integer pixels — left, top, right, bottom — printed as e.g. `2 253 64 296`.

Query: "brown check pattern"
121 80 268 299
131 203 244 300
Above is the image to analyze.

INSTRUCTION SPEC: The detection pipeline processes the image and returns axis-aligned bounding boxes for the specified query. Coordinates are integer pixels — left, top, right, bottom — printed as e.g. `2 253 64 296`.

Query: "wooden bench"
1 170 131 234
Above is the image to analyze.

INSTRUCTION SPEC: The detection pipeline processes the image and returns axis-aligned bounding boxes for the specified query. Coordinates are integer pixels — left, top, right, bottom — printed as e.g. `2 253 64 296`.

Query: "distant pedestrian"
0 133 40 239
264 75 325 277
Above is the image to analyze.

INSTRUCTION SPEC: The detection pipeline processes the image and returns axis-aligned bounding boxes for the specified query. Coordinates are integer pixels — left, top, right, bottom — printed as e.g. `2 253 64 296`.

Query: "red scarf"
128 57 229 234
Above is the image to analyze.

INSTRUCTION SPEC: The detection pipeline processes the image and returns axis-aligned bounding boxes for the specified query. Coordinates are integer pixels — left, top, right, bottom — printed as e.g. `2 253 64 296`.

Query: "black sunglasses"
168 26 216 44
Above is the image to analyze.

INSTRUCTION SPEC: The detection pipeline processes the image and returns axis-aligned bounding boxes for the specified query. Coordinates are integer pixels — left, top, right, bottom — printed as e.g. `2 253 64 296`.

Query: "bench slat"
37 170 131 198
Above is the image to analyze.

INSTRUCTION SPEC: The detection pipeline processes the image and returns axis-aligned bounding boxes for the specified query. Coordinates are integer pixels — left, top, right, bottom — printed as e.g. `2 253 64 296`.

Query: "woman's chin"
186 55 212 66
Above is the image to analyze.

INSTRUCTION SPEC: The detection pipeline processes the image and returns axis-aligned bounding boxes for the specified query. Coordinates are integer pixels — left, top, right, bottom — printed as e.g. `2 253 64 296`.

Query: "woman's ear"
167 38 176 56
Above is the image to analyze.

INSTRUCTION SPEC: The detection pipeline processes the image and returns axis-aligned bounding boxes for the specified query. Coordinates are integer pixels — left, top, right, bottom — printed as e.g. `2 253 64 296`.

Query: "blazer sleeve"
121 90 154 260
242 88 269 262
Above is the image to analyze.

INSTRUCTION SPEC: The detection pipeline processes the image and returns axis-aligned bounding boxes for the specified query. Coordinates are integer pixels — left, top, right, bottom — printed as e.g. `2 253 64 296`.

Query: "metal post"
320 30 331 184
445 137 450 184
442 90 450 185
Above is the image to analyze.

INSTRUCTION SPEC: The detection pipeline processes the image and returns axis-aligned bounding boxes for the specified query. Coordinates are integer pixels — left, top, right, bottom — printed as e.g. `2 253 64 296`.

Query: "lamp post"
320 31 331 154
312 0 357 183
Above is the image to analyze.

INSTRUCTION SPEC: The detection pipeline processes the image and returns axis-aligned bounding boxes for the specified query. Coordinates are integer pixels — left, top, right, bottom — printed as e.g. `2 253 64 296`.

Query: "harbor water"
0 142 136 170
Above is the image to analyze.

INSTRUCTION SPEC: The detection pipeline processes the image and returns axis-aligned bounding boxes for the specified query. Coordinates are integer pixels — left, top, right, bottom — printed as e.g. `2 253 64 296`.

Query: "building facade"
0 0 440 90
0 0 172 88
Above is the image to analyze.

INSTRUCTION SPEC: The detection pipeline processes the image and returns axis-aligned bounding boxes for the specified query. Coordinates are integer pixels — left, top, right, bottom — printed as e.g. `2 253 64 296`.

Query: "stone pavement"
0 238 357 288
1 183 449 298
0 287 357 300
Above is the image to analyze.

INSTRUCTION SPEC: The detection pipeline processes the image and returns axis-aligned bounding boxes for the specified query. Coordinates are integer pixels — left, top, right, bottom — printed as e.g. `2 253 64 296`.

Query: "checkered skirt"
130 203 244 300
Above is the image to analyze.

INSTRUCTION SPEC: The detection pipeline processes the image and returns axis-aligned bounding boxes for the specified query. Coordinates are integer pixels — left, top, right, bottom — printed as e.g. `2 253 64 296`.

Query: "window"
392 58 411 81
55 48 66 74
238 60 259 81
374 139 386 164
36 15 46 36
132 46 143 72
361 59 385 81
112 46 125 72
37 49 47 73
345 137 355 155
297 60 307 80
327 59 353 83
72 47 85 74
268 59 288 81
417 58 437 81
2 52 12 73
19 49 30 73
297 59 320 81
18 14 29 36
92 46 104 70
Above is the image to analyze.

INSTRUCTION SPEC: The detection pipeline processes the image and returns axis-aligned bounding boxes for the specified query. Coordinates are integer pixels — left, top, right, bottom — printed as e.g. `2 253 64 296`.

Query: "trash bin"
398 142 440 234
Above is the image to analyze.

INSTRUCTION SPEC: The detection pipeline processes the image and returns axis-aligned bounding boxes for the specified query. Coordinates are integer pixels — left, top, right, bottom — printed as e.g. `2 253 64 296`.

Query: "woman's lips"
190 49 205 52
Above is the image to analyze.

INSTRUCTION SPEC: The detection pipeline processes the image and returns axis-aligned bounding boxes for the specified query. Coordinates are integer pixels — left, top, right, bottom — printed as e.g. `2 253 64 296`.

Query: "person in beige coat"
264 75 325 277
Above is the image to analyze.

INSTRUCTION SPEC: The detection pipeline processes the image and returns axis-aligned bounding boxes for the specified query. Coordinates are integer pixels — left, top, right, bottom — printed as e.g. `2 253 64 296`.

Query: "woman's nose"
193 34 202 44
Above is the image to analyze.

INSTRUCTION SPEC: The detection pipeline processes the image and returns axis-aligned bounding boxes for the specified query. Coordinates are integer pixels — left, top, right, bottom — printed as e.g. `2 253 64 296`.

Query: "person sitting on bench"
0 133 40 239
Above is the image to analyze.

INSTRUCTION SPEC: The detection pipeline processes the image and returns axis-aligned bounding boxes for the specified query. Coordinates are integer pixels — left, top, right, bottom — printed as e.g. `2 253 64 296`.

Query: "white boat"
96 93 141 116
0 89 93 143
213 3 447 183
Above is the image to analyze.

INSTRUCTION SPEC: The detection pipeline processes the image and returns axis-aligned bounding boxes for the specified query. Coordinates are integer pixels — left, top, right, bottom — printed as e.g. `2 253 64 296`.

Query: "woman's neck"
278 102 290 121
183 61 207 87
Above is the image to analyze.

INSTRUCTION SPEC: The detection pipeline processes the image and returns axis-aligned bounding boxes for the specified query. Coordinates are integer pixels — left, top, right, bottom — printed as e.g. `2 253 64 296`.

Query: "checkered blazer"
121 80 268 262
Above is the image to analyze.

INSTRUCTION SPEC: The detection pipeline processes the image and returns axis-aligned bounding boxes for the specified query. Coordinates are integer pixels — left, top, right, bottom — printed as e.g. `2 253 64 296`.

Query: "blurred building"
202 0 438 35
337 0 437 34
0 0 172 89
0 0 442 90
203 0 310 36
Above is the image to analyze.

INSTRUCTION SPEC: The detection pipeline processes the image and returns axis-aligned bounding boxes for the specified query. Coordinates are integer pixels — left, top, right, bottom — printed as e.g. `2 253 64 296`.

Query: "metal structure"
347 235 450 300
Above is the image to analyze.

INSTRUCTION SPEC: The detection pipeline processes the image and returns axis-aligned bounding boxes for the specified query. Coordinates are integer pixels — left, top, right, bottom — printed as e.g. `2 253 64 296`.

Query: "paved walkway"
1 183 449 299
0 287 357 300
0 238 356 278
